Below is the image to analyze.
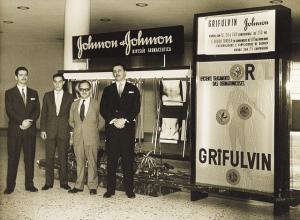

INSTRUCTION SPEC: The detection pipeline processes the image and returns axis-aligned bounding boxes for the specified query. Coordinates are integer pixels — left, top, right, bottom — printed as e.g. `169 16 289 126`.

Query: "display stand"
191 5 293 215
57 67 192 196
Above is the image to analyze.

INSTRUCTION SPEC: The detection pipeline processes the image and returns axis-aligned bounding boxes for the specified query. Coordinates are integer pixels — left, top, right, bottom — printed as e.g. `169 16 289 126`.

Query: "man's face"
79 82 91 99
53 76 65 91
15 70 28 85
113 65 126 82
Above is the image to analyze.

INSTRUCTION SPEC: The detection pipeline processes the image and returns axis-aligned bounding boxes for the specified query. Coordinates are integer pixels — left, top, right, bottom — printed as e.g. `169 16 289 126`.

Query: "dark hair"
15 66 28 76
78 80 91 89
53 73 65 81
112 63 126 71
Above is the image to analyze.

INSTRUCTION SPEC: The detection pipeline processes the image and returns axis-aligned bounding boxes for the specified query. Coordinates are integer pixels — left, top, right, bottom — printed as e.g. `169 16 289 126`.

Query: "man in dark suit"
40 73 73 191
100 64 140 199
4 66 40 194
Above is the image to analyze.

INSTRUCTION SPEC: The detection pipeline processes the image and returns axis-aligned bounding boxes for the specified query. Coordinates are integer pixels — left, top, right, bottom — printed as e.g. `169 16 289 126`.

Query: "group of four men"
4 64 141 199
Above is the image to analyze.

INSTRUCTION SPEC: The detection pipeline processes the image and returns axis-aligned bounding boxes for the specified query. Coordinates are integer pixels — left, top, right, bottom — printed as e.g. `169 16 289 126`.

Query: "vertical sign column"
64 0 90 70
194 8 278 194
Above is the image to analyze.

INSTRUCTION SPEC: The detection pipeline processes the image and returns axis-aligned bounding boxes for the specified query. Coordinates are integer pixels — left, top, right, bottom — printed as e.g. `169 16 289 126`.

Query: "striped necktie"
118 83 123 97
21 88 26 106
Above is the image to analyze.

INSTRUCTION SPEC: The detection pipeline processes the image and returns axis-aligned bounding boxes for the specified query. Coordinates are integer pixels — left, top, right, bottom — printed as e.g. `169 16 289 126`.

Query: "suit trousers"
7 133 36 189
74 142 98 190
106 127 135 194
45 138 68 186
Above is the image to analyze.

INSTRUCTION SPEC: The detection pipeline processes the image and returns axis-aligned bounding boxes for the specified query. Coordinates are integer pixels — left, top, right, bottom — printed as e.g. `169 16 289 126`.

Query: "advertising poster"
197 10 275 55
195 59 275 193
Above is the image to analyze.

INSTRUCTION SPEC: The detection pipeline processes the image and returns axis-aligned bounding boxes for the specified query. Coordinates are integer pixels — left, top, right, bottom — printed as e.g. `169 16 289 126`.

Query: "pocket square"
128 91 134 94
30 98 36 100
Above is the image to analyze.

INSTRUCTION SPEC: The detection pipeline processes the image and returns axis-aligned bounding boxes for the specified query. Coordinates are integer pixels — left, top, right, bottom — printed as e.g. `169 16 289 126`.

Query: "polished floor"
0 136 300 220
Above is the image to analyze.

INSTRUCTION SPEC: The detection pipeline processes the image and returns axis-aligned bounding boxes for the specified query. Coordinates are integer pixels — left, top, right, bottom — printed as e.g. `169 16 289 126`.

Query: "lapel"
59 92 68 115
85 99 93 119
13 86 26 108
120 82 129 99
50 91 55 107
74 100 81 121
113 83 119 99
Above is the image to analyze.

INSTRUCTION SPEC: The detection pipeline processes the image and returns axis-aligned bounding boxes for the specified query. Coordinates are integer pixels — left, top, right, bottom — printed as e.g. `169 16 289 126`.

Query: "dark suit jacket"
40 91 73 140
100 82 140 135
5 86 40 136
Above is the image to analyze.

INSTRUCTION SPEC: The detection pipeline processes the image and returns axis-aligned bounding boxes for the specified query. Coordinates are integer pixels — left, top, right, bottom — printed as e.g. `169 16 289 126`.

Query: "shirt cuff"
109 118 117 124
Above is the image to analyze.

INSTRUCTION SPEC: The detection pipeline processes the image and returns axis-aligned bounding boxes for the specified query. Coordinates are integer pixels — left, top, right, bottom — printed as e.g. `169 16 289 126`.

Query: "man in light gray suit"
68 80 100 195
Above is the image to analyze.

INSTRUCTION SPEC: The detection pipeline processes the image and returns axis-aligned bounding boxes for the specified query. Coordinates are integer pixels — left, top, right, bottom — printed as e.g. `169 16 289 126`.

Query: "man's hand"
22 119 33 128
20 119 33 130
41 131 47 140
113 118 126 129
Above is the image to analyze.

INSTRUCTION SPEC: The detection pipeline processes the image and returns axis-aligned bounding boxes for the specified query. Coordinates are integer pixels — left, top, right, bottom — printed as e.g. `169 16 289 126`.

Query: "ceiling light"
136 3 148 7
3 20 14 24
17 6 30 10
269 0 283 3
99 18 111 22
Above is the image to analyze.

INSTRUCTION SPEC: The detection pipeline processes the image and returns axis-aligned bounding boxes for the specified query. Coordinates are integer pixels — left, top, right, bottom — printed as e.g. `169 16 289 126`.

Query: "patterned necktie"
80 100 85 121
21 88 26 106
118 83 123 97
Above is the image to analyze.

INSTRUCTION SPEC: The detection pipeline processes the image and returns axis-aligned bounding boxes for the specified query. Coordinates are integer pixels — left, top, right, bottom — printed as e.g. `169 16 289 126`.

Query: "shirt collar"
81 96 91 103
54 90 64 95
17 85 27 93
116 80 126 86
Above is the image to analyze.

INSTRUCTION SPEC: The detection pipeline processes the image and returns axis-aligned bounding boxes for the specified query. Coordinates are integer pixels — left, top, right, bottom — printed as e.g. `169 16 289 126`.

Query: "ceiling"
0 0 300 44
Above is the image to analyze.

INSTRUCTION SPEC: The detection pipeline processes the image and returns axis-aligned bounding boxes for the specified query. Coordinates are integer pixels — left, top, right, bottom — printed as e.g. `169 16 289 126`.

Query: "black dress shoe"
68 188 83 193
60 184 71 190
4 188 14 194
41 185 53 190
103 191 115 198
126 192 136 199
26 186 38 192
90 189 97 195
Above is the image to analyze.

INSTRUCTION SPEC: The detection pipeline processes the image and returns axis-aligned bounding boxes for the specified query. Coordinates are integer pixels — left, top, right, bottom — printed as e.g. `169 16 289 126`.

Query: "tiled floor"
1 136 300 220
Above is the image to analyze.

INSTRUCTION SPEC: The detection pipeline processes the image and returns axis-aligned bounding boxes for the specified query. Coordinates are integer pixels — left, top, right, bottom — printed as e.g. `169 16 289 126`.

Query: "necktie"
21 88 26 106
118 83 123 97
80 100 85 121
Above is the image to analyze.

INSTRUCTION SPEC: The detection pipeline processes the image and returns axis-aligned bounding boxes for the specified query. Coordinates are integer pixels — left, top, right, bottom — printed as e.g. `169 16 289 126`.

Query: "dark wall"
291 43 300 131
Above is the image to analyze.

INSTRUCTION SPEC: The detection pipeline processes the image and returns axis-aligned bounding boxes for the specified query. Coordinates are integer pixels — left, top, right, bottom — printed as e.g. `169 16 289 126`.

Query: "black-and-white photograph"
1 1 300 219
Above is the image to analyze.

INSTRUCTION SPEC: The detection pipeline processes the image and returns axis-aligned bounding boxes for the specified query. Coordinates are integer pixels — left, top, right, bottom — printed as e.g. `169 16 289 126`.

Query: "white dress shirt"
17 85 27 102
78 96 91 117
54 90 63 116
116 80 126 96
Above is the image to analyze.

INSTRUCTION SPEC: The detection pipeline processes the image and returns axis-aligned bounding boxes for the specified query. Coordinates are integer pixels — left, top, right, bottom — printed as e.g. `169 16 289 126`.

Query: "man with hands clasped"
4 66 40 194
100 64 140 199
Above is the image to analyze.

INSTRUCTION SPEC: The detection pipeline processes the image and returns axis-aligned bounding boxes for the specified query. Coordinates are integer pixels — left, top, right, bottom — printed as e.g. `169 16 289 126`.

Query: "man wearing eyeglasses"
40 73 73 191
68 80 100 195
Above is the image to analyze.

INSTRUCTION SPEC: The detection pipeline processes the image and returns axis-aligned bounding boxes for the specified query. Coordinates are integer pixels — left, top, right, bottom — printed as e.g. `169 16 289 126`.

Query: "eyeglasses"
79 88 90 92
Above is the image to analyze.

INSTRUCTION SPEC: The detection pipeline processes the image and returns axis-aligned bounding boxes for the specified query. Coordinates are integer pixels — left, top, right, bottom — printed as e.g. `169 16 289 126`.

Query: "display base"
191 190 208 201
274 198 290 216
37 157 184 197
